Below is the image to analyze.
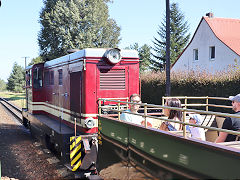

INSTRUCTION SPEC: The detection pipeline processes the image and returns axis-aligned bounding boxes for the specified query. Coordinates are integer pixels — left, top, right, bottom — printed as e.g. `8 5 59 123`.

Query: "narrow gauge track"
0 98 22 122
0 97 75 179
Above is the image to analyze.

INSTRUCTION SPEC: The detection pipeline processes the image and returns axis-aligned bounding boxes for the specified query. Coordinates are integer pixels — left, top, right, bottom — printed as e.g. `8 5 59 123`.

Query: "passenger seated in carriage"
215 94 240 143
159 98 183 131
188 114 206 141
120 94 152 127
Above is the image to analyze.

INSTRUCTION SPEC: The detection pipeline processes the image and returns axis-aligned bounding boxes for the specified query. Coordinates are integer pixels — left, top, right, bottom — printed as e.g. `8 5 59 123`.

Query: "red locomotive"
22 48 140 168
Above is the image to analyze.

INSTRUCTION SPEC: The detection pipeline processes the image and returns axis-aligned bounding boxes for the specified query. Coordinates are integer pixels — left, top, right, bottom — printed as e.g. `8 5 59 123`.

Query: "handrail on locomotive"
98 96 240 139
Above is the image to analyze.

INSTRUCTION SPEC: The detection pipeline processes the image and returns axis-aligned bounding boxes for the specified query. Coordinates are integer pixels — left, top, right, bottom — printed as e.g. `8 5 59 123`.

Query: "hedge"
141 69 240 113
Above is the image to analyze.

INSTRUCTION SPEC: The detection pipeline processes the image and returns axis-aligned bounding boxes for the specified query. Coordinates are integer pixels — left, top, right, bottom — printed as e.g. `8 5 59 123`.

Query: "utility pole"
22 57 29 109
165 0 171 96
22 57 29 70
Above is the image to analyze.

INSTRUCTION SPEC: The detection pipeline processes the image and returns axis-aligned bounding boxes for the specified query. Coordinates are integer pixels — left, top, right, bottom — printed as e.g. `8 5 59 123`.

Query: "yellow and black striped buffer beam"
70 136 82 171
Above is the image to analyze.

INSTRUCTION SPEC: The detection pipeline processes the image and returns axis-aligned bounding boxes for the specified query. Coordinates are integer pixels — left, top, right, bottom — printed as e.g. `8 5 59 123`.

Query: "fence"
98 97 240 139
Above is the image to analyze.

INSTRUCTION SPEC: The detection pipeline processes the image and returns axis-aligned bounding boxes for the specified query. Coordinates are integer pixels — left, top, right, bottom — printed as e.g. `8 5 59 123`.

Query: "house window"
193 49 198 61
210 46 215 60
58 69 63 85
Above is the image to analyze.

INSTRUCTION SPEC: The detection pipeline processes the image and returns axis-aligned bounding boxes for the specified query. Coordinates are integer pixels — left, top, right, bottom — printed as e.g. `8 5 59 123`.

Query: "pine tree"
138 44 151 72
127 43 151 72
151 2 190 71
7 62 25 93
38 0 121 61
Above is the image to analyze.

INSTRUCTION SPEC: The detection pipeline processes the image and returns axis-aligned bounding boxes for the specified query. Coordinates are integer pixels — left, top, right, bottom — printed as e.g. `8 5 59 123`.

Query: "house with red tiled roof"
171 13 240 73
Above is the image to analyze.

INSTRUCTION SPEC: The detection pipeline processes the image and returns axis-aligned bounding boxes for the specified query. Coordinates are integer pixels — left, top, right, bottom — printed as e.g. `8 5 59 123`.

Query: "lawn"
0 91 26 109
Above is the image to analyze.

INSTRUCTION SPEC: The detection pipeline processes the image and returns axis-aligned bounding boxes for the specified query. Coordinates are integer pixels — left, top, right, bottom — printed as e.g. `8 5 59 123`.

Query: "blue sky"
0 0 240 81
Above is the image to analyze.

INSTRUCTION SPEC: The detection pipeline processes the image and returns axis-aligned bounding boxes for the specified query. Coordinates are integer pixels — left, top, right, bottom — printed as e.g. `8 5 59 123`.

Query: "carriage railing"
98 98 240 139
162 96 232 111
99 97 129 115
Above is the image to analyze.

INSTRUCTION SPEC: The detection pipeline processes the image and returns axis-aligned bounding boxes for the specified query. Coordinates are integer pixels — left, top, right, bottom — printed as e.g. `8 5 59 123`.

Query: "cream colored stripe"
30 102 98 127
30 101 74 115
30 101 97 117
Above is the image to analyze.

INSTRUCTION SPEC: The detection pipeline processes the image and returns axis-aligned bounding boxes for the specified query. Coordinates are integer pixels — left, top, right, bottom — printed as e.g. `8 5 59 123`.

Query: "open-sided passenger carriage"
97 96 240 179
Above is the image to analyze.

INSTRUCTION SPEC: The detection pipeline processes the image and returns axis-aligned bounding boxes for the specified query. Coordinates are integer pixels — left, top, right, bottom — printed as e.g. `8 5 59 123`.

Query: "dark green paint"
98 116 240 179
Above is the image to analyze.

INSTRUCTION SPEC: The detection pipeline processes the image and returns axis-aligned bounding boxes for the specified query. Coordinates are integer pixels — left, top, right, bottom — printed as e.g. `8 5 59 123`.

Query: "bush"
141 69 240 112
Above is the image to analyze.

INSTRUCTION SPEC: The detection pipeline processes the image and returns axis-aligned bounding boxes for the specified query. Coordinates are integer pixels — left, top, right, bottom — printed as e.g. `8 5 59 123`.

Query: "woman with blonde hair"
160 98 183 131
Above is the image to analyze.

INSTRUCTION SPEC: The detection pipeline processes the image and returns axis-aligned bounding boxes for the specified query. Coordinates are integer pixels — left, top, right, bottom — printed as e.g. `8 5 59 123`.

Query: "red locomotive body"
22 48 139 166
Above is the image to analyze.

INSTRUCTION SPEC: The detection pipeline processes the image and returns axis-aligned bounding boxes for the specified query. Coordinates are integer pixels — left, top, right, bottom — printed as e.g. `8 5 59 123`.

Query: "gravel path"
0 104 73 180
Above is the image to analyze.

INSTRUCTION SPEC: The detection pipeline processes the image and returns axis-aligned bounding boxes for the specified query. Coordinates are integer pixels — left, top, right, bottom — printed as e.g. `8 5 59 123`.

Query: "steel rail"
0 97 22 121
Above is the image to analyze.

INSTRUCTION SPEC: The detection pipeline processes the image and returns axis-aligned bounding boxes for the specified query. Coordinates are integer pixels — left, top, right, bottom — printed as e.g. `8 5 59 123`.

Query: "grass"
0 91 26 109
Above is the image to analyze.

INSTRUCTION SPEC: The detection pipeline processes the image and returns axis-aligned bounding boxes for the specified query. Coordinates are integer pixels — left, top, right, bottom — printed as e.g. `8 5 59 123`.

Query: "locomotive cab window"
33 67 43 88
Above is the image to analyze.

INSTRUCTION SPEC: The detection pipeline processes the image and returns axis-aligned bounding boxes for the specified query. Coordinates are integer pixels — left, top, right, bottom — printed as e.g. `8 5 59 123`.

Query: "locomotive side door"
70 71 82 119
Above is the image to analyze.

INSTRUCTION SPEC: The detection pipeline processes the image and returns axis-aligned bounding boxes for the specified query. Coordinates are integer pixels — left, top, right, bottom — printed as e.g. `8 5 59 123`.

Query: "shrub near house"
141 70 240 112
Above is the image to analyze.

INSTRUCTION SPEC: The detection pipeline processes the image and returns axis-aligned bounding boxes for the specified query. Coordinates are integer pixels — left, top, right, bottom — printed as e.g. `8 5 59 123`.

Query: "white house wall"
172 19 240 73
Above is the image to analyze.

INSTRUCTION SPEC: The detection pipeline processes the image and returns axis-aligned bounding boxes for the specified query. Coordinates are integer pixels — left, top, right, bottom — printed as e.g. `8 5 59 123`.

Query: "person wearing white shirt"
189 114 206 141
120 94 152 127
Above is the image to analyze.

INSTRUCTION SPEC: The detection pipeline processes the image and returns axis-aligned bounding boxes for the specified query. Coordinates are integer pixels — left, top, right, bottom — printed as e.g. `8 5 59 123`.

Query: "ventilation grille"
100 69 125 89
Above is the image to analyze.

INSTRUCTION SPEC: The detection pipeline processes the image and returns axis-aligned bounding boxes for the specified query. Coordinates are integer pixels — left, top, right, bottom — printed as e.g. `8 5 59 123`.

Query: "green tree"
38 0 121 61
0 79 6 91
7 62 25 93
28 56 44 66
127 43 151 72
151 2 190 71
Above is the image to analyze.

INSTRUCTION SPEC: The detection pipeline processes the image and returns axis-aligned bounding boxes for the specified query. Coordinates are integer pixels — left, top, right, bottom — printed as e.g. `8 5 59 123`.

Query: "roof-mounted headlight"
104 48 122 64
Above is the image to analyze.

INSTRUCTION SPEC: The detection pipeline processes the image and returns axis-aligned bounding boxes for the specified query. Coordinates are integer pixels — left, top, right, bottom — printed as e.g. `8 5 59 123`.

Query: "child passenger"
188 114 206 141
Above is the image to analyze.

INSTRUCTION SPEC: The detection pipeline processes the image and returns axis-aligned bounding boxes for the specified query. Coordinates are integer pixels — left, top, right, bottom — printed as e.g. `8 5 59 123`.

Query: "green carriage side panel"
129 128 240 179
98 116 128 145
98 116 240 179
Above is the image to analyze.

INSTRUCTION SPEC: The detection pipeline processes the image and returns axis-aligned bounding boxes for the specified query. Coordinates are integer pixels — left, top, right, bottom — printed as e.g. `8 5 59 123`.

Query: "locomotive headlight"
85 118 95 129
104 48 121 64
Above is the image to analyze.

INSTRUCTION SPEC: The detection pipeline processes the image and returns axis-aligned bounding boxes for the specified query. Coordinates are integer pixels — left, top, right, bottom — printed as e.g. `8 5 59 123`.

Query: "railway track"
0 97 22 121
0 97 75 179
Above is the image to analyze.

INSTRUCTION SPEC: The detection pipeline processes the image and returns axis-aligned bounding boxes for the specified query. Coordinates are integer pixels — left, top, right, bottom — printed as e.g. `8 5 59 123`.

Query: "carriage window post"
206 96 209 111
144 103 147 128
183 109 187 138
118 102 120 120
184 96 187 109
162 97 165 106
98 99 102 116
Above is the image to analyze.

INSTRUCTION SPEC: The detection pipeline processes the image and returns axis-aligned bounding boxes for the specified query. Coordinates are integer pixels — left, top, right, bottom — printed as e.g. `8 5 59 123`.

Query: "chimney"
206 12 214 18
